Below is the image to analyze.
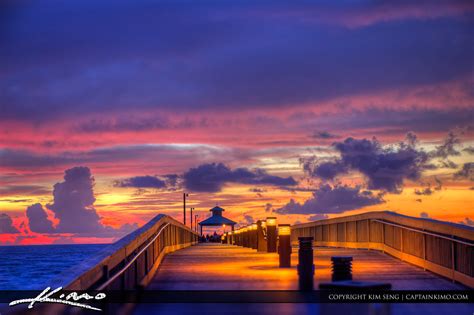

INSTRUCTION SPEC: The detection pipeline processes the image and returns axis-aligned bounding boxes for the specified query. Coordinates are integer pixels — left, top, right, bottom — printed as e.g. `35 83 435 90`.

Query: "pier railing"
57 214 198 291
291 211 474 288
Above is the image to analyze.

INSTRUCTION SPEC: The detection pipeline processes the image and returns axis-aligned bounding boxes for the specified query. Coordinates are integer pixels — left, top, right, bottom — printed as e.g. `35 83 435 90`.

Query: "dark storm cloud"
1 1 472 121
303 136 430 193
0 213 20 233
26 203 55 233
183 163 297 193
275 184 384 215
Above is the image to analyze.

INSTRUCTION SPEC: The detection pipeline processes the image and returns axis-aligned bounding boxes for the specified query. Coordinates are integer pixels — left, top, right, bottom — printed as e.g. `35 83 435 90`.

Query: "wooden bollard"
266 217 277 253
257 220 267 252
297 237 314 290
278 224 291 267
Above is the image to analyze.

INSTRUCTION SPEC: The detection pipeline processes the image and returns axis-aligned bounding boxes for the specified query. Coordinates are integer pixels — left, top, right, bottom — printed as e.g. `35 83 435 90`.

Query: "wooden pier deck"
132 243 471 315
147 243 464 290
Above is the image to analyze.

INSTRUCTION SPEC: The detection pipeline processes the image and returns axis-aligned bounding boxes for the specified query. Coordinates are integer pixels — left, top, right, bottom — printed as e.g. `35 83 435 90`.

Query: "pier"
11 211 473 315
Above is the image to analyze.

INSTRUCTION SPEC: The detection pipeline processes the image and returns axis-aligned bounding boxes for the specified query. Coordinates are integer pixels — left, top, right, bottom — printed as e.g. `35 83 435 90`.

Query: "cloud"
242 215 254 225
303 134 434 193
275 184 384 215
414 187 433 196
264 203 273 212
26 203 55 233
430 131 461 159
183 163 297 192
458 218 474 227
45 166 105 233
0 213 20 233
115 175 167 189
308 214 329 221
1 2 472 122
249 188 267 193
301 158 348 181
454 163 474 181
19 166 138 237
463 146 474 154
0 144 226 171
420 212 430 218
312 131 338 139
0 185 49 197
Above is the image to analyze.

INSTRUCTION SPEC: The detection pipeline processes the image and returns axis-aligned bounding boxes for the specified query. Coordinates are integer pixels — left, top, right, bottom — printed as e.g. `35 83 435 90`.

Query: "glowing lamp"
266 217 277 226
278 224 291 236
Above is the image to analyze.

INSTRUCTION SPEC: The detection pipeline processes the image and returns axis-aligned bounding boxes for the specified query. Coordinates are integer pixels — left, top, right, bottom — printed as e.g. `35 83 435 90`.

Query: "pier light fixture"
266 217 277 226
278 224 291 236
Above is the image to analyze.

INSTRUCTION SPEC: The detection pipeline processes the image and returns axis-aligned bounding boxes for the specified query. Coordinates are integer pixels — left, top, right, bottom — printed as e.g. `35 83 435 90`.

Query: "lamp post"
190 207 195 230
194 214 199 232
183 193 189 226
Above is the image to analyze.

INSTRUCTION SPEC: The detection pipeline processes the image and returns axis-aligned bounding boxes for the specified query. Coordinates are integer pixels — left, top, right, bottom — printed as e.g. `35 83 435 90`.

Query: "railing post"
344 222 347 243
367 219 370 249
451 237 455 282
102 265 109 289
400 228 403 253
382 222 385 253
422 231 426 270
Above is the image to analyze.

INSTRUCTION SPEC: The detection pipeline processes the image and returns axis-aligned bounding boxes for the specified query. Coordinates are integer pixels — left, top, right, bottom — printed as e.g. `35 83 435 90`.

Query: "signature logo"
9 287 106 312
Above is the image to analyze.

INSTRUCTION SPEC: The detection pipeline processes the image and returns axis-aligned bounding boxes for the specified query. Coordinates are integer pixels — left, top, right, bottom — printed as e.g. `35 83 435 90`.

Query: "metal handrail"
371 219 473 247
97 222 170 290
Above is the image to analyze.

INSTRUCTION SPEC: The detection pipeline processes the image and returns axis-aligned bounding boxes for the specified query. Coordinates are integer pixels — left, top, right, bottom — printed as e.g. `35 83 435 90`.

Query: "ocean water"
0 244 107 290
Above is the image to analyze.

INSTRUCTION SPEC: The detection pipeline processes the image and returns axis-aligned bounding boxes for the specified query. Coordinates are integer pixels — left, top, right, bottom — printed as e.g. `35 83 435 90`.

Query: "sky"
0 0 473 245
